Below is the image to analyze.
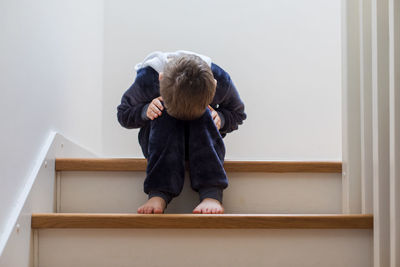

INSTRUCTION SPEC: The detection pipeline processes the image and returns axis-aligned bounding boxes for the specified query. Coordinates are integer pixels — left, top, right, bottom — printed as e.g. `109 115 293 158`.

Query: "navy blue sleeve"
117 67 160 129
217 79 247 135
211 64 246 135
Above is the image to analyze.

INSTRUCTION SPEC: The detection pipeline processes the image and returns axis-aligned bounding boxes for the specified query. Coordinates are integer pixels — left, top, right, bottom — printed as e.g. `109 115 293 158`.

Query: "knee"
150 110 175 125
192 109 222 136
148 112 185 151
202 109 214 122
149 111 181 134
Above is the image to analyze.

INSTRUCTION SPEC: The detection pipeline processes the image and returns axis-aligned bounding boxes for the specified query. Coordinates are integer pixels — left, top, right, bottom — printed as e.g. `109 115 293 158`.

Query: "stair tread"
31 213 372 229
55 158 342 173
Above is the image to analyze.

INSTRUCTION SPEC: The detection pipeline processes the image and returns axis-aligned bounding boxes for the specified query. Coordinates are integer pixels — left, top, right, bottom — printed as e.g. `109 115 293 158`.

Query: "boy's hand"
208 105 221 130
147 96 164 120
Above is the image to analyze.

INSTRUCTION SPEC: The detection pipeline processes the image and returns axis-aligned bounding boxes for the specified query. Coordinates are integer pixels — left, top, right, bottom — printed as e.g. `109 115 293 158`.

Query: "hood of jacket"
134 50 212 73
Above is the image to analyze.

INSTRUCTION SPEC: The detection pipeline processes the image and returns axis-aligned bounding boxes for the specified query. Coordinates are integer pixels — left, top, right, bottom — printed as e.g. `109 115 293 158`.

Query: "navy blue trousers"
138 109 228 206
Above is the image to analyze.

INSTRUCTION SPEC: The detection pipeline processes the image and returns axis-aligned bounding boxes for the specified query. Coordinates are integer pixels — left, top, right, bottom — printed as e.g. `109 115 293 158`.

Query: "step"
32 213 372 267
56 158 343 214
55 158 342 173
31 213 372 229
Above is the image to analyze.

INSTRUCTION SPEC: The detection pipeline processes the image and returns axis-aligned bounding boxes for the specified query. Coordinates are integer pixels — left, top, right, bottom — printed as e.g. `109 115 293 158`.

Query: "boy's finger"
214 118 220 129
148 105 157 116
151 105 162 115
147 108 158 120
154 99 164 110
208 105 215 111
151 110 158 119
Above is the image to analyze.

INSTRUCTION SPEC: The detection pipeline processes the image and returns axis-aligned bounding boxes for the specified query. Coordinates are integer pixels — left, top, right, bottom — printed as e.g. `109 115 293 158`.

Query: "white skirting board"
36 228 372 267
0 132 96 267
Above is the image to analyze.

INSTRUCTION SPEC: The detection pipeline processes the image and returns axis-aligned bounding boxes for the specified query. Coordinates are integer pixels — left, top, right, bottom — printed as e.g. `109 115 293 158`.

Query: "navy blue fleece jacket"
117 63 246 137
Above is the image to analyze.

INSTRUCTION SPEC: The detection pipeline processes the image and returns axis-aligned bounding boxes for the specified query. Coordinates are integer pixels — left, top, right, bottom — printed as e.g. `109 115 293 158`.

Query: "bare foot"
193 198 224 214
137 196 166 214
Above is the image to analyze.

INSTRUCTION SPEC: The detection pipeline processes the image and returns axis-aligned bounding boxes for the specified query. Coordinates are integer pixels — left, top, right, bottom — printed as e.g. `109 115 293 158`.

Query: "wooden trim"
56 158 148 172
31 213 372 229
55 158 342 173
223 161 342 173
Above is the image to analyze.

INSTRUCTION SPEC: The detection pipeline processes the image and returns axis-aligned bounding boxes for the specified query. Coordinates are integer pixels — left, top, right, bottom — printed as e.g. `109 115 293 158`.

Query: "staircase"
31 158 373 267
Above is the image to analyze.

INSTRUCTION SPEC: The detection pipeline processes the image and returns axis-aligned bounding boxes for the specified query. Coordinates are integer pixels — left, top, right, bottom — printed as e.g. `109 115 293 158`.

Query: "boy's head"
159 54 216 120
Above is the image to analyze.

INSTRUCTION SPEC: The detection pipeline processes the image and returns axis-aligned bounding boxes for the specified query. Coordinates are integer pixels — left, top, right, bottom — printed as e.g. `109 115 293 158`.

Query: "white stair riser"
59 171 341 213
37 229 372 267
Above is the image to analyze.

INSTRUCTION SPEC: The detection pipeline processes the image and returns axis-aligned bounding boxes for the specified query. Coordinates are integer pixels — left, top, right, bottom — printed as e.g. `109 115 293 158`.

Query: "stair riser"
59 171 341 213
37 229 372 267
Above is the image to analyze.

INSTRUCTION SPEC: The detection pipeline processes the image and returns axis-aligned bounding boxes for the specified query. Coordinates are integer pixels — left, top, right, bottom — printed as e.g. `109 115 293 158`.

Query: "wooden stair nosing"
55 158 342 173
31 213 372 229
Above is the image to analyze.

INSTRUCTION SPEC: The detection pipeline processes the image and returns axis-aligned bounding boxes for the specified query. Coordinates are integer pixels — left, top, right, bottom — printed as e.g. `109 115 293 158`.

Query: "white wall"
0 0 103 256
102 0 342 160
0 133 96 266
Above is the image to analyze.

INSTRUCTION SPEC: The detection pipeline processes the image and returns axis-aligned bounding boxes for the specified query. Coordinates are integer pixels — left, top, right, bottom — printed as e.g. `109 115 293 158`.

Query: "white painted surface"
102 0 342 161
37 228 372 267
360 0 373 214
371 0 391 266
389 0 400 265
341 0 362 214
59 171 342 214
0 0 104 260
0 133 96 267
343 0 399 265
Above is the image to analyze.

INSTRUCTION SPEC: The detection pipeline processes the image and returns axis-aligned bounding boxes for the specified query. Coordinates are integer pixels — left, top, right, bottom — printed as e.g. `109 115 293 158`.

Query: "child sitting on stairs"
117 51 246 214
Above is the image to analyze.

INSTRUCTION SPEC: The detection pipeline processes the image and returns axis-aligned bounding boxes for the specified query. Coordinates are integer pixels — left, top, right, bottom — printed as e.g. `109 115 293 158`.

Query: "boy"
117 51 246 214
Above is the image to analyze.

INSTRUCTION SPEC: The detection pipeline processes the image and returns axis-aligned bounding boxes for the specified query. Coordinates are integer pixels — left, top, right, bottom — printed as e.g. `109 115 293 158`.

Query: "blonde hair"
160 54 216 120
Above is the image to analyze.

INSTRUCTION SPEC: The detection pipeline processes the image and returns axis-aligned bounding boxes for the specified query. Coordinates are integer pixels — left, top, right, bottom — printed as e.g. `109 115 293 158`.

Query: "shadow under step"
31 213 372 229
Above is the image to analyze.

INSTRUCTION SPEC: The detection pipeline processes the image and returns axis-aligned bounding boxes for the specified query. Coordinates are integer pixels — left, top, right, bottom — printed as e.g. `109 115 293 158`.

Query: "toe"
154 207 163 214
193 207 201 214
